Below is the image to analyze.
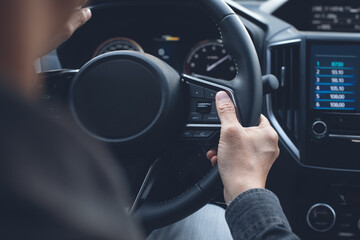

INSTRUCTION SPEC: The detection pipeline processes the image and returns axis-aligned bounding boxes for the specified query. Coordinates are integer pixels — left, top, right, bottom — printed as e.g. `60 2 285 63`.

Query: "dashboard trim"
226 0 268 30
267 38 302 47
329 134 360 140
186 124 221 128
266 39 302 160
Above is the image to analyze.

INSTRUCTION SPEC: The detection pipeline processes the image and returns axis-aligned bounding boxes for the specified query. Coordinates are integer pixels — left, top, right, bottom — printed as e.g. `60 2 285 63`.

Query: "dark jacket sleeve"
225 188 300 240
0 87 144 240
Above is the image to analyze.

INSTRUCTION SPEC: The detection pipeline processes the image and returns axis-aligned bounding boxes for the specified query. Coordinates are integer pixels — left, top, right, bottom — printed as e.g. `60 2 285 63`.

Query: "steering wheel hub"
70 51 185 156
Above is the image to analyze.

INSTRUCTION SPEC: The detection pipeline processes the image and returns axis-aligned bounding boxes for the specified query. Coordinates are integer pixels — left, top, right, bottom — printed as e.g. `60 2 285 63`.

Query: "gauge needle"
206 55 231 72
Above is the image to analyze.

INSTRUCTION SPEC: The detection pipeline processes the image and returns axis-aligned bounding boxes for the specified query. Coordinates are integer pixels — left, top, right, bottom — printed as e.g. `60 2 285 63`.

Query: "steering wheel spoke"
129 157 162 215
37 69 78 118
180 73 240 144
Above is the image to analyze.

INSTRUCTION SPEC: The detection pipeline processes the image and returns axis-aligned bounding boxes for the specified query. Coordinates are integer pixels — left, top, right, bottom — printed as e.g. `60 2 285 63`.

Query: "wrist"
223 179 265 203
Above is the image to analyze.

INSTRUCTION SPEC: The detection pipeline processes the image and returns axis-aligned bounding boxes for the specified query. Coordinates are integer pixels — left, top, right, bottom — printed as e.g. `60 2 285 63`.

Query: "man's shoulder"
0 87 74 152
0 86 113 172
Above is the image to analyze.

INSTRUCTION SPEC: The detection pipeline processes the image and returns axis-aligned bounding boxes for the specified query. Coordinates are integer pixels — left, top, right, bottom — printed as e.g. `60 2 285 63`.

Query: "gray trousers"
147 204 233 240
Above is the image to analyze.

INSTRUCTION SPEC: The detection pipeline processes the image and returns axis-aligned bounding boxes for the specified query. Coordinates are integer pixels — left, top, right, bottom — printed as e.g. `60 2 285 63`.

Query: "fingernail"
216 91 230 101
83 8 92 19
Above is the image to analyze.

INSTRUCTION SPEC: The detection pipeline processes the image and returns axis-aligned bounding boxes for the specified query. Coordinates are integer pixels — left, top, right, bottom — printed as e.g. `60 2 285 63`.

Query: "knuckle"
79 10 88 24
272 147 280 160
271 135 280 158
217 102 235 114
261 115 270 125
222 124 239 136
276 147 281 158
266 128 279 142
63 24 74 39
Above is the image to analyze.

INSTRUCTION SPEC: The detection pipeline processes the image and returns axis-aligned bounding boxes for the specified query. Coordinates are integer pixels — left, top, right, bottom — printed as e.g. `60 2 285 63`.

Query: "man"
0 0 299 239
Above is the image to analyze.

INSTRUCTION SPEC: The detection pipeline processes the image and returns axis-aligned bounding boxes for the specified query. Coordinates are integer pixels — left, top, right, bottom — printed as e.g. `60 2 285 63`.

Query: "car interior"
37 0 360 239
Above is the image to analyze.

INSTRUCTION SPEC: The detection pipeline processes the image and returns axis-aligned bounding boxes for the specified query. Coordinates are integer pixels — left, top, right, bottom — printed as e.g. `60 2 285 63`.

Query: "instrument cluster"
92 36 236 81
57 3 243 81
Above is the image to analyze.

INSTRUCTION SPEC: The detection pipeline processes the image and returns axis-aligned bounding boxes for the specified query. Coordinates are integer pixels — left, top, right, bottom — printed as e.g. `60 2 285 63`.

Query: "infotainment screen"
310 44 360 112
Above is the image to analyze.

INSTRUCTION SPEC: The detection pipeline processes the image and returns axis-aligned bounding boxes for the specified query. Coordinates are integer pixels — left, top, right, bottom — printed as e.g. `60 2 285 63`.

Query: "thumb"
216 91 239 126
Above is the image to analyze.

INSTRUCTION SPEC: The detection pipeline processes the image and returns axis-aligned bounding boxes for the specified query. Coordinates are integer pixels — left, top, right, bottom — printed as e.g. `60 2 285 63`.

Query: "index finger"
258 115 272 128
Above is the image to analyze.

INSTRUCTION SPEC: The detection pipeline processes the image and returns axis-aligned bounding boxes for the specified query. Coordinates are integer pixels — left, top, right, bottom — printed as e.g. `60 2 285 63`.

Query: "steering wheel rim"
134 0 263 230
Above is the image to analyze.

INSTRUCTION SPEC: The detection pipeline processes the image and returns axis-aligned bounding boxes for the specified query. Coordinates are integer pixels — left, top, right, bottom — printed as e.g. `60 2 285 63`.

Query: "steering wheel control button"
182 130 194 138
193 130 214 138
205 88 217 100
339 223 353 233
204 114 220 123
211 101 217 112
189 113 203 123
39 70 78 120
307 203 336 232
312 120 328 138
189 84 205 98
196 101 212 113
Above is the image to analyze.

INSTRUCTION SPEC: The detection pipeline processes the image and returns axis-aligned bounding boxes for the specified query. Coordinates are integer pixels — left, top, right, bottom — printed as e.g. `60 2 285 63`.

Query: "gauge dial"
184 40 236 80
94 37 143 57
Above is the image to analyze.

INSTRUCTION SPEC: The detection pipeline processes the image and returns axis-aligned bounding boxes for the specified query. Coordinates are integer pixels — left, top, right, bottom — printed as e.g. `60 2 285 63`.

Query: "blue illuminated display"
310 44 360 112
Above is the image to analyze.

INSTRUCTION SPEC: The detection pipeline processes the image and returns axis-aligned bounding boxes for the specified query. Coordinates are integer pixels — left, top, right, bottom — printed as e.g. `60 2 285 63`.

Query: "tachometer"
184 40 236 80
94 37 143 57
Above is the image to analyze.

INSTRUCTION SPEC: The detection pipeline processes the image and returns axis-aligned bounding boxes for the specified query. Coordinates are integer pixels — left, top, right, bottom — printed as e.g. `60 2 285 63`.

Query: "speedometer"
184 40 236 80
94 37 143 57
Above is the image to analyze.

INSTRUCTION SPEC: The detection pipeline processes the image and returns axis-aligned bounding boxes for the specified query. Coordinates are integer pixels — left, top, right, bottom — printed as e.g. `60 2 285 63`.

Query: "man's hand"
41 8 92 56
206 91 280 203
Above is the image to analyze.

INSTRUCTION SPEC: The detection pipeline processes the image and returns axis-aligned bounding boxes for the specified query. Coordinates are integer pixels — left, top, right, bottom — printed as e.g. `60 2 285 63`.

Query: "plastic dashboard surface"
57 3 219 71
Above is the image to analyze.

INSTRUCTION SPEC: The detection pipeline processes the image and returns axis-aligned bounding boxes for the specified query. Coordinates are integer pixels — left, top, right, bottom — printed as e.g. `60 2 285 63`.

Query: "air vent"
270 42 301 146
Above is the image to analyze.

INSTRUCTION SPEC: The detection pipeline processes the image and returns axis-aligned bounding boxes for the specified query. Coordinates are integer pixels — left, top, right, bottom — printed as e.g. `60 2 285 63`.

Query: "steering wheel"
40 0 262 231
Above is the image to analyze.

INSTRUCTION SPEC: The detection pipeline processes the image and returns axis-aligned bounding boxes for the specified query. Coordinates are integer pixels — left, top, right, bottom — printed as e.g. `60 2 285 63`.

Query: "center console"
268 36 360 238
304 42 360 170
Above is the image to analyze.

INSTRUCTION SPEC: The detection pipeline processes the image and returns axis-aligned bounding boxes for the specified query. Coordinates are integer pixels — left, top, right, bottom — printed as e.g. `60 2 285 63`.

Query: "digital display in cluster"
311 5 360 32
310 44 360 112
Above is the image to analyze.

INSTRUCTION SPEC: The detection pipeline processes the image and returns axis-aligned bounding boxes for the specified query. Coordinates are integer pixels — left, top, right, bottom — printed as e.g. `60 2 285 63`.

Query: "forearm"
225 189 300 240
